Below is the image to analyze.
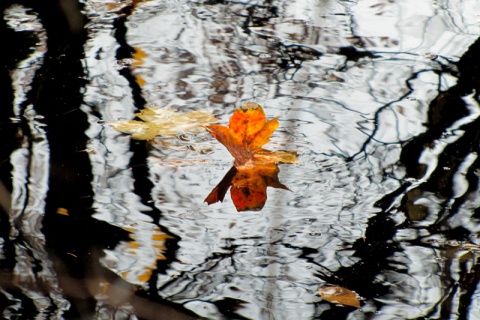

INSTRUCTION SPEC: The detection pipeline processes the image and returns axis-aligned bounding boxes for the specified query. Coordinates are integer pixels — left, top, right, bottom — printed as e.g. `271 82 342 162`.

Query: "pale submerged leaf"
109 107 217 140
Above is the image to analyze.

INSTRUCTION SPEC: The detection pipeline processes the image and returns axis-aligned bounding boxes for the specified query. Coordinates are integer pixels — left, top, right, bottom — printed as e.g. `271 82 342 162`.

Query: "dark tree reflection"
314 36 480 319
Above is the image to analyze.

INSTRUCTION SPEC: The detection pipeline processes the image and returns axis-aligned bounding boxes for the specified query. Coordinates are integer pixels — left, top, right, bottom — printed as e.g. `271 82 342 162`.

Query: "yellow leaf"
109 107 217 140
56 208 69 216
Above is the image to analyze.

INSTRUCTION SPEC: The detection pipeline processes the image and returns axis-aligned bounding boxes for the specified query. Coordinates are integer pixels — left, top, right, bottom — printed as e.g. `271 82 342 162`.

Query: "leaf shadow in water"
205 163 289 212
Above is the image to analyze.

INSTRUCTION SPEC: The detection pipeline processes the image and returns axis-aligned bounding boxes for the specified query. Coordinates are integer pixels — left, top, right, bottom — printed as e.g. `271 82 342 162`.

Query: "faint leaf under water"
109 107 217 140
116 225 173 285
318 285 361 308
205 102 297 167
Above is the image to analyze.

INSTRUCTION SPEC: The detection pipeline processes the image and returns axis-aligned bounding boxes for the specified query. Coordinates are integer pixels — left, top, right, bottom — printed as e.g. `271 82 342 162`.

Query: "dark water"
2 0 480 319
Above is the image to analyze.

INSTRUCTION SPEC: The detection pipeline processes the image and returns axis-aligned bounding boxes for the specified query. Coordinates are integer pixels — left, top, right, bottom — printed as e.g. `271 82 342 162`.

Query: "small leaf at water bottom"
318 286 361 308
109 107 217 140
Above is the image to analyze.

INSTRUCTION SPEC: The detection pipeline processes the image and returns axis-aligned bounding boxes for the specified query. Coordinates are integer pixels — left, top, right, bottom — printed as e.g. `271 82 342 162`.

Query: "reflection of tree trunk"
0 1 29 220
1 1 198 318
1 0 88 317
318 36 480 318
396 38 480 224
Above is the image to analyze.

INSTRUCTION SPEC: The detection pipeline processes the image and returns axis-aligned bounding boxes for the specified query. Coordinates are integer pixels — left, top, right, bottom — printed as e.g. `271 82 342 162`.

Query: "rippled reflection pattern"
1 0 480 319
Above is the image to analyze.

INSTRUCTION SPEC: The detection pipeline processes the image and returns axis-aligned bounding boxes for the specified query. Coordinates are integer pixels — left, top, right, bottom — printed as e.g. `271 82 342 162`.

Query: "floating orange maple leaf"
205 102 297 167
205 102 297 211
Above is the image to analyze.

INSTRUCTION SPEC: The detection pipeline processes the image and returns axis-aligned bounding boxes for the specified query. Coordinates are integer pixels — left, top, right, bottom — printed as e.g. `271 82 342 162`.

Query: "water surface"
1 0 480 319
